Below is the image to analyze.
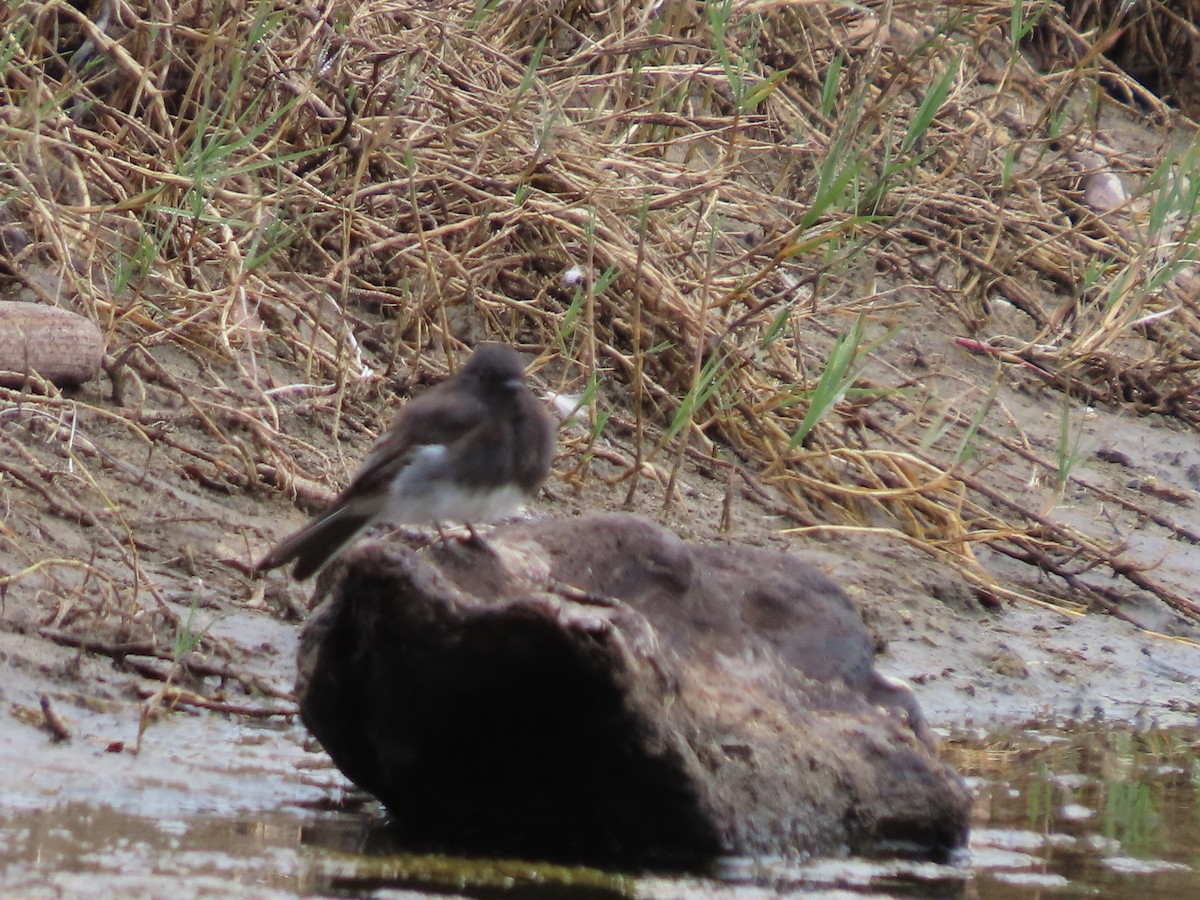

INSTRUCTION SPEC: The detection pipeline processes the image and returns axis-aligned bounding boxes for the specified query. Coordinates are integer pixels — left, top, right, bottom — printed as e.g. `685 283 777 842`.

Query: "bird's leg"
432 522 492 559
435 521 452 550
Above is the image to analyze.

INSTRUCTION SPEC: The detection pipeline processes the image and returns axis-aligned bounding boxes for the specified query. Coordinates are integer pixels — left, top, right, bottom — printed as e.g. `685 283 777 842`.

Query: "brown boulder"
296 513 969 864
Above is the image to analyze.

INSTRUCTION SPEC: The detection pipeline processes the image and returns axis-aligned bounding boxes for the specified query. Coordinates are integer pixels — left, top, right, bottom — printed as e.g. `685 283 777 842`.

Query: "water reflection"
0 724 1196 898
946 724 1200 899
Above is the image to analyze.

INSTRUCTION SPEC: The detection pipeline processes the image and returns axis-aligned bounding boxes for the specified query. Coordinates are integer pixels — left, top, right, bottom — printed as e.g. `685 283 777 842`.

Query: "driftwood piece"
297 513 970 864
0 301 104 388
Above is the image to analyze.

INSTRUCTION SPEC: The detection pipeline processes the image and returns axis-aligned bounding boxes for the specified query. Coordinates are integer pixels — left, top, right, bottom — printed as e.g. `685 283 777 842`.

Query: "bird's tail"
255 506 373 581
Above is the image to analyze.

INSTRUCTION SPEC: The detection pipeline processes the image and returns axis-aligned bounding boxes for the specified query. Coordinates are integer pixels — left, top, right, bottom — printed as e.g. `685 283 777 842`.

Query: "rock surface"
297 513 970 864
0 300 103 388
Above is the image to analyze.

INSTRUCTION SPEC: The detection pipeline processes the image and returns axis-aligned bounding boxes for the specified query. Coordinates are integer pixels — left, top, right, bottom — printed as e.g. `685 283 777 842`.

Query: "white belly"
383 445 527 525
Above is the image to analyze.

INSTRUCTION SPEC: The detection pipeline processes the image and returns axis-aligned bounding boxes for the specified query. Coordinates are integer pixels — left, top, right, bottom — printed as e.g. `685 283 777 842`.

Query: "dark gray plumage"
256 343 556 580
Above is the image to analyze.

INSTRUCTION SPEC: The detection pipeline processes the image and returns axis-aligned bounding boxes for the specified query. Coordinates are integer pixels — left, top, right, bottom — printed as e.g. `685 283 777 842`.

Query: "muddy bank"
3 434 1199 836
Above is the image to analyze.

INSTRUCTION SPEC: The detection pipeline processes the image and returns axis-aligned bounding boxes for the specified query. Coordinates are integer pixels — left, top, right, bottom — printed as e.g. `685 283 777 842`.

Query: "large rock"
297 513 969 864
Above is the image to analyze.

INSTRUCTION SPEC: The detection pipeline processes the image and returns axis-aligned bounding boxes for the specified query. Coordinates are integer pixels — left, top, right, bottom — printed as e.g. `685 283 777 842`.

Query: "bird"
256 342 557 580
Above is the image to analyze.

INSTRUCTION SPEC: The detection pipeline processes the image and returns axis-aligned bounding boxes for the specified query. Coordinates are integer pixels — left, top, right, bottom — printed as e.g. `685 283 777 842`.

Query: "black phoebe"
256 343 557 580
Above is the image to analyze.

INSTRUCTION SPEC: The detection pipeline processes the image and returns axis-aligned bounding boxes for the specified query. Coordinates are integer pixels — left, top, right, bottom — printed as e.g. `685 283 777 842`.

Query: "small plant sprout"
900 56 961 156
1009 0 1054 58
953 375 1001 467
788 313 868 449
760 303 794 353
469 0 501 27
821 51 844 119
1143 143 1200 247
1001 145 1019 190
1055 392 1087 494
517 36 548 105
579 372 612 445
918 401 956 452
556 263 616 346
705 0 787 113
564 371 613 482
244 207 296 273
172 597 211 663
667 350 731 444
797 90 867 231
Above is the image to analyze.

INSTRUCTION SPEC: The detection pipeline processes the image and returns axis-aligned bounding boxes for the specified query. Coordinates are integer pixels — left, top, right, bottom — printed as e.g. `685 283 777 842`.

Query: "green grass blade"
901 55 960 154
788 313 867 448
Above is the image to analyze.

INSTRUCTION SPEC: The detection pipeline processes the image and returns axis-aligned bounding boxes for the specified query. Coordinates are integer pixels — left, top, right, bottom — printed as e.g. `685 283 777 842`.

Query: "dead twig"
39 695 72 742
133 684 297 719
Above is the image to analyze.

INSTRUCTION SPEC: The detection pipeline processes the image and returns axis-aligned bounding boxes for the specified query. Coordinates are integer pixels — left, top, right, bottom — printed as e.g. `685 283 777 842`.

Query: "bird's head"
459 342 529 396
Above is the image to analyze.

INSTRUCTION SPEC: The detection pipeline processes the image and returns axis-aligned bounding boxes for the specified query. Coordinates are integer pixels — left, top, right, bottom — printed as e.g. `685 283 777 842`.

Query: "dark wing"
511 388 557 492
335 378 490 498
255 501 375 579
255 364 498 579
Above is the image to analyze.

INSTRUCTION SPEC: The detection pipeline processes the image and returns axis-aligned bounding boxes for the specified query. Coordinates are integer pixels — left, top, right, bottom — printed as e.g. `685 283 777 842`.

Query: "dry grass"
2 0 1200 663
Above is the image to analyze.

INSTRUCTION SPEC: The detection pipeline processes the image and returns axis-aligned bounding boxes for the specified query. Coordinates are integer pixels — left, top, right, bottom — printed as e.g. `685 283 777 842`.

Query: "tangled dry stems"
2 0 1200 667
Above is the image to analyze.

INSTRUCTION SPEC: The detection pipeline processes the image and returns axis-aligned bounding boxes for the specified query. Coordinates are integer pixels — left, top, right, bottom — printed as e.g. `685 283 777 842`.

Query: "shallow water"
1 723 1197 898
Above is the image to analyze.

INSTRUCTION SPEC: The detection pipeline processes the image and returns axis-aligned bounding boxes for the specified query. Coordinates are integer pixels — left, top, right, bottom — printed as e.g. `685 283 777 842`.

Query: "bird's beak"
503 376 524 392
